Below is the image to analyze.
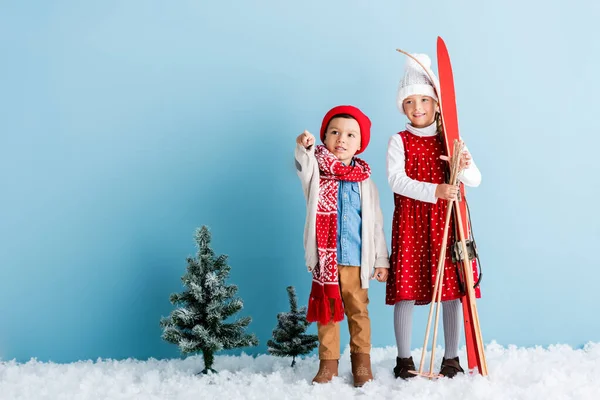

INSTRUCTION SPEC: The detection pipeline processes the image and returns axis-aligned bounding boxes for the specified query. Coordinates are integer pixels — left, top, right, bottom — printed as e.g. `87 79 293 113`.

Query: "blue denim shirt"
337 161 362 266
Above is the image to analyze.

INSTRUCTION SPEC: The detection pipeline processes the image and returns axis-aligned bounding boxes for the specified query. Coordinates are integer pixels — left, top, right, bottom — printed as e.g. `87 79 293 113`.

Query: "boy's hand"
372 267 388 282
296 130 315 149
435 184 459 201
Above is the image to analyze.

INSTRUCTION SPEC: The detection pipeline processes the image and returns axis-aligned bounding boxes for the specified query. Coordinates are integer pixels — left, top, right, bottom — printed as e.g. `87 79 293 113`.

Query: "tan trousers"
317 266 371 360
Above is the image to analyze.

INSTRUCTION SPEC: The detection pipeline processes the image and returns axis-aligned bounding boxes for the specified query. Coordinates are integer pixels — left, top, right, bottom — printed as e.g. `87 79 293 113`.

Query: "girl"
386 54 481 379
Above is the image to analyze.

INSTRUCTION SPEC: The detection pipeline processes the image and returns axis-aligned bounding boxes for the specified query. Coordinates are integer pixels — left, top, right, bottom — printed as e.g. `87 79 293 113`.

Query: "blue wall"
1 1 598 362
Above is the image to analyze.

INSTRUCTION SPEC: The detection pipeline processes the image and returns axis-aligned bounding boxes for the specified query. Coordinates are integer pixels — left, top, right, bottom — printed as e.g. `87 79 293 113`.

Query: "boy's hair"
323 113 356 137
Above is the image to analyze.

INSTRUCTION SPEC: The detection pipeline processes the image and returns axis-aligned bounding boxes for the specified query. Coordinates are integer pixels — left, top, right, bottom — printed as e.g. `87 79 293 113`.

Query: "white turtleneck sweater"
386 122 481 204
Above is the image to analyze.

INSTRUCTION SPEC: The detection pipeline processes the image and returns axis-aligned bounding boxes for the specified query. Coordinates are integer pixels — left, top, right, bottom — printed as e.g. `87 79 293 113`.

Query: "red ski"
436 36 488 376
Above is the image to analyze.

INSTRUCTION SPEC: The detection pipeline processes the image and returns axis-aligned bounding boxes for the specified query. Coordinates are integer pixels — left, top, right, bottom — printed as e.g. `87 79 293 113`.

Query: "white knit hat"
396 53 440 115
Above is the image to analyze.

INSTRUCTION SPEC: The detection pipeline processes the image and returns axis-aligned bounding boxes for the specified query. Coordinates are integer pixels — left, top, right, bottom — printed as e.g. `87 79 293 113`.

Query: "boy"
294 105 389 387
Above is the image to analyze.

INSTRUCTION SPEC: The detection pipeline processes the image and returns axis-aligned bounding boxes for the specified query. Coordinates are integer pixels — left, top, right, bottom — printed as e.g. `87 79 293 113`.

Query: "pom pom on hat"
319 105 371 154
396 53 440 115
405 53 433 75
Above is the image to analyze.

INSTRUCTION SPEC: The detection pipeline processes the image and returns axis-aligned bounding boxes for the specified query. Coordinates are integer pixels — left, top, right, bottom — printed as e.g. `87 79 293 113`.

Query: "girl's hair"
435 111 444 137
324 113 356 135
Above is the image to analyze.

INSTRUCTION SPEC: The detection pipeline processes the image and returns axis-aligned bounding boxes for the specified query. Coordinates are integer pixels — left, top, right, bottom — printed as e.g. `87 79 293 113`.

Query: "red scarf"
306 145 371 324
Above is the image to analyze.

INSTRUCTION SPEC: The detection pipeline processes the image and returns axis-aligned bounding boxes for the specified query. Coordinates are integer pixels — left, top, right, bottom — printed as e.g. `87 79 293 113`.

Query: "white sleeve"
294 144 316 196
370 181 390 269
457 145 482 187
386 135 438 204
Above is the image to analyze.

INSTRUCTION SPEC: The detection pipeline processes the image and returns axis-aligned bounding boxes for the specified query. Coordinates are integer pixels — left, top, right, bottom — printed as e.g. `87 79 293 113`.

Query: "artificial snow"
1 341 599 400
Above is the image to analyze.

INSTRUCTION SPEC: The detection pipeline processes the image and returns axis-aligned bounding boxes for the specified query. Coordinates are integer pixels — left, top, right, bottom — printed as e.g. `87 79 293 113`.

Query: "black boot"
439 356 464 378
393 356 416 380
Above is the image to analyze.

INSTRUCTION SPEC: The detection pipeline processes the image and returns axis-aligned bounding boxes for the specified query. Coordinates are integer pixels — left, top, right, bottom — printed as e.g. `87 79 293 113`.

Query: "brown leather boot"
439 356 464 378
350 353 373 387
312 360 339 384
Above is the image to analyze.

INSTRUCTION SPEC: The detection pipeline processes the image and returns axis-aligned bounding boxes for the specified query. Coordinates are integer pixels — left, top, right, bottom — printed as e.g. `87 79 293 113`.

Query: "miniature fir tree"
267 286 318 367
160 226 258 374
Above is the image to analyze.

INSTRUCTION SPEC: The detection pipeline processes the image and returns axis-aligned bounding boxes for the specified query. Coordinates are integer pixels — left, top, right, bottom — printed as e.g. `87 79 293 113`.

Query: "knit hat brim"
396 84 439 115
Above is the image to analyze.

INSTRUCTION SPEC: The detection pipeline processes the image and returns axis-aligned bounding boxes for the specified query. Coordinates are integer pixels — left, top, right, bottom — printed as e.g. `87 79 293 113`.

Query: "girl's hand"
372 267 388 282
439 142 472 171
458 151 472 170
435 184 459 201
296 130 315 149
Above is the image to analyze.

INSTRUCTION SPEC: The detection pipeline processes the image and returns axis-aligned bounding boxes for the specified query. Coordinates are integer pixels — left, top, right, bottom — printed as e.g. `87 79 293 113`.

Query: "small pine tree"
160 226 258 374
267 286 318 367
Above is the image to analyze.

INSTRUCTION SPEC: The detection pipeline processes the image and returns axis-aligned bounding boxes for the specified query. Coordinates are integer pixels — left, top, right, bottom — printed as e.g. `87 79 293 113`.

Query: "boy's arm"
294 143 316 193
387 135 438 203
371 182 390 269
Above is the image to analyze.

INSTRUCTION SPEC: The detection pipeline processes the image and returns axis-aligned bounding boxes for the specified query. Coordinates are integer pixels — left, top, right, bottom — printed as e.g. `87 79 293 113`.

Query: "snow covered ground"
1 341 599 400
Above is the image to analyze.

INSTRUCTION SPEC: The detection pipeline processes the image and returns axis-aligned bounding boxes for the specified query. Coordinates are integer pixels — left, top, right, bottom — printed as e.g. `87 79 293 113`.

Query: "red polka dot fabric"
386 131 481 306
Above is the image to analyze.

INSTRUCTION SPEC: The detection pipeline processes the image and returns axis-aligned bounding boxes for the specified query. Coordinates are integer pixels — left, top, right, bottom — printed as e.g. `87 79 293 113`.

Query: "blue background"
1 1 598 363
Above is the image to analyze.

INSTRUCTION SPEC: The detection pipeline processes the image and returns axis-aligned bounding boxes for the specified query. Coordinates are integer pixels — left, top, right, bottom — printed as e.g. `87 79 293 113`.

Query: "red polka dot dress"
386 130 481 305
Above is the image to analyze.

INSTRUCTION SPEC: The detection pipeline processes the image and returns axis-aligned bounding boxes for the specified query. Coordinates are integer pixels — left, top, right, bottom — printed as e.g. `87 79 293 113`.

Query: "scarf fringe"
306 281 345 324
306 296 344 324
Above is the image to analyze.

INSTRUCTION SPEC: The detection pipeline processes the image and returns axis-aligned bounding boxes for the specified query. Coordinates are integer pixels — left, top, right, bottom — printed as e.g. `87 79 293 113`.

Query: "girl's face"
403 95 439 128
323 117 361 165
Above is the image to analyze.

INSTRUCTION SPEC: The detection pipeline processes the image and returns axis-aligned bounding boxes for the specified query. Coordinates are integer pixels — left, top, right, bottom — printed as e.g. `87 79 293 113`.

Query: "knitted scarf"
306 145 371 324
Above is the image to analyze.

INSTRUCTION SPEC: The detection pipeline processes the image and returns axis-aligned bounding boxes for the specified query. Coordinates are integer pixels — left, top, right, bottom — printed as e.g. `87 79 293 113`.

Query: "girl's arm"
457 145 481 187
387 135 438 203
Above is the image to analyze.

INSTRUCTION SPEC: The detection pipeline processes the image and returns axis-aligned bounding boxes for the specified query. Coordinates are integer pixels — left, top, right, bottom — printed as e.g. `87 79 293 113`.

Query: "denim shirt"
337 161 362 266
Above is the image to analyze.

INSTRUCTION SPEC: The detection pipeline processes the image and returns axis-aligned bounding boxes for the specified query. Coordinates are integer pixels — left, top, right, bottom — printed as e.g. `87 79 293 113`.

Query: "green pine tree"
267 286 318 367
160 226 258 374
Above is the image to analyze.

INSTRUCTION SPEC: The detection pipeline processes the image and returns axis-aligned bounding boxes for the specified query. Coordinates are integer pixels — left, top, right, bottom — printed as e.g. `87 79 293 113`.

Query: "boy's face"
402 95 439 128
323 117 361 165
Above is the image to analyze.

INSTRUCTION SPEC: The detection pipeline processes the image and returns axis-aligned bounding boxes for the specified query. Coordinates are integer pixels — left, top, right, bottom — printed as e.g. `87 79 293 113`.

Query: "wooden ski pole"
428 140 463 376
428 234 448 376
416 199 453 376
414 140 463 378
